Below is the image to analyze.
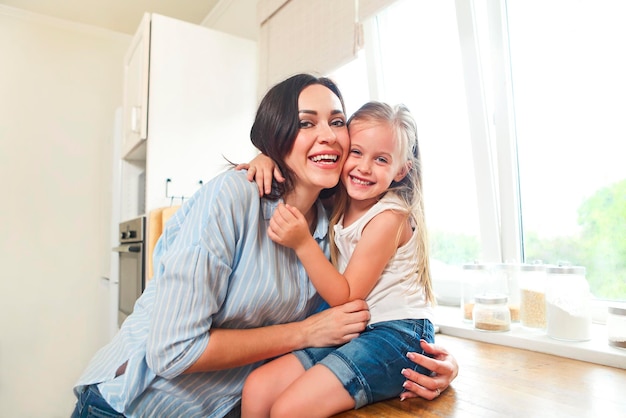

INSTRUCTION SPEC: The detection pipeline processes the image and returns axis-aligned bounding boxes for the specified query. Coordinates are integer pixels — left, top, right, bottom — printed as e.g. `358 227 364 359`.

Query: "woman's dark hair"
250 73 346 200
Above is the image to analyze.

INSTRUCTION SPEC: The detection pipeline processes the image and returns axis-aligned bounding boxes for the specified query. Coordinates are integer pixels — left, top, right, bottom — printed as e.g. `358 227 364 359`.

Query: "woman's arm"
148 173 370 377
269 203 407 306
185 299 369 373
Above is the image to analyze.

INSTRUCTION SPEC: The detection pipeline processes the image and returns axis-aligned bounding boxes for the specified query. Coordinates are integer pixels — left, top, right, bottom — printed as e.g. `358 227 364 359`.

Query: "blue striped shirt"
74 170 329 417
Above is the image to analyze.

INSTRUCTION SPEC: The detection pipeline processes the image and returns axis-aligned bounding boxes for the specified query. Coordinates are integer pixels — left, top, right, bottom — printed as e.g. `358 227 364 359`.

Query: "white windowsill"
434 305 626 370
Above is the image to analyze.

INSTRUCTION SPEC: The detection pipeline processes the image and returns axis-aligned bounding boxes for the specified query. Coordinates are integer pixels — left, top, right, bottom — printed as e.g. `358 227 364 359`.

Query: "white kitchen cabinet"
122 14 150 160
121 13 258 217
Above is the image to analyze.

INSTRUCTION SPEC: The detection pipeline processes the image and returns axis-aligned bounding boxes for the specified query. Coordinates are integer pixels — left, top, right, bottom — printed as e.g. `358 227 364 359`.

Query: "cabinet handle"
112 244 142 253
130 106 141 133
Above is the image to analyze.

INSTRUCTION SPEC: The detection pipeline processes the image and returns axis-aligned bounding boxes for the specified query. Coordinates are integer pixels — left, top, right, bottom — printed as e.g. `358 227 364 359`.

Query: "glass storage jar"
493 263 520 323
545 265 591 341
461 262 491 322
607 305 626 349
473 294 511 332
519 263 547 329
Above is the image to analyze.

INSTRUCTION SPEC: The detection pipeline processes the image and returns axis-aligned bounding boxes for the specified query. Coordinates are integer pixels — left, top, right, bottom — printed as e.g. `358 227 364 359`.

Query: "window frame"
360 0 622 312
363 0 520 263
457 0 622 317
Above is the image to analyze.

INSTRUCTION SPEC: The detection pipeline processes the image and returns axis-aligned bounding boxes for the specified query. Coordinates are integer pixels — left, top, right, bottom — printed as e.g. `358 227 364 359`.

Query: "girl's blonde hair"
329 101 435 305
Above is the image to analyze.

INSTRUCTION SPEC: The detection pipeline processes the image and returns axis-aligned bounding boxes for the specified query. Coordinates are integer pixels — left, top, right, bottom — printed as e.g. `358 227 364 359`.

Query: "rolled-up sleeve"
145 173 243 378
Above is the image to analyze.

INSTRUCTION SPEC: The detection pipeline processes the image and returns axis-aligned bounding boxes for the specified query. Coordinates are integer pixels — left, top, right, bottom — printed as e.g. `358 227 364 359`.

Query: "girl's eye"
376 156 389 164
350 149 361 156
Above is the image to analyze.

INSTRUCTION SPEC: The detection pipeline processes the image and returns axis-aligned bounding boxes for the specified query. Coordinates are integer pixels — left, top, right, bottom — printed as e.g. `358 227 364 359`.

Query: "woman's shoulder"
178 169 261 220
203 169 259 200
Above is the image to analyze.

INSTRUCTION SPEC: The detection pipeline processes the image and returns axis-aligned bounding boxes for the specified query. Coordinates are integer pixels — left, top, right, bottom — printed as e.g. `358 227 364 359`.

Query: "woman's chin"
319 177 341 190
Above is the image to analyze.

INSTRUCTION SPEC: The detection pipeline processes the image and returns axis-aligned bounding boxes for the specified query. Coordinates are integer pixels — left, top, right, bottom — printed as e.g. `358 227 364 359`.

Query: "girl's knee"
269 395 296 418
242 369 270 417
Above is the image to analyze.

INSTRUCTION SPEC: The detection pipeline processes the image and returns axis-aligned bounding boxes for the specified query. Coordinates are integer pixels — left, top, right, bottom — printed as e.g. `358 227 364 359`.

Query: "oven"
113 216 145 326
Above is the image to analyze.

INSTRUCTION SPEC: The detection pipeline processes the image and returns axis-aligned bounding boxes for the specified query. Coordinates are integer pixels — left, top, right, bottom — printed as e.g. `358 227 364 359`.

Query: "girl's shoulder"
374 192 409 214
341 193 406 233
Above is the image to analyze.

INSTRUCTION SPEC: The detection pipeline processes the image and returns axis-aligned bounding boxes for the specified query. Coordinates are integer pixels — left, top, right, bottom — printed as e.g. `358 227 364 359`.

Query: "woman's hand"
234 154 284 196
300 299 369 347
400 339 459 401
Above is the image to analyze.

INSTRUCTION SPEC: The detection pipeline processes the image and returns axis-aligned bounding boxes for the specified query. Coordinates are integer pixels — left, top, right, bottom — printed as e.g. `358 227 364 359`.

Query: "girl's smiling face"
342 120 408 205
284 84 350 194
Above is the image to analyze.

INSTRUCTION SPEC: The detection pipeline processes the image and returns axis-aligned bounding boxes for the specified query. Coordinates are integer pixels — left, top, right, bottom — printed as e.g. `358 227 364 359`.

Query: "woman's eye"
299 120 313 129
331 118 346 127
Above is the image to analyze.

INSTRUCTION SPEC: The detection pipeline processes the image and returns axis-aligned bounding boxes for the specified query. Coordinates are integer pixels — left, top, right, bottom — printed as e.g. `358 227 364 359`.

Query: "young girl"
241 102 436 418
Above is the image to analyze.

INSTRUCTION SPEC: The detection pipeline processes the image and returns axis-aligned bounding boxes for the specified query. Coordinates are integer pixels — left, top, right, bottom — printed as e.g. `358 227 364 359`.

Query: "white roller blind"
257 0 357 94
358 0 397 21
257 0 399 26
256 0 401 95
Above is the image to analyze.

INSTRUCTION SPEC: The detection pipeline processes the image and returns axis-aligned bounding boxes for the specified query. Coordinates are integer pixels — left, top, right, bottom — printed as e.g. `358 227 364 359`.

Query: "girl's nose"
357 160 372 174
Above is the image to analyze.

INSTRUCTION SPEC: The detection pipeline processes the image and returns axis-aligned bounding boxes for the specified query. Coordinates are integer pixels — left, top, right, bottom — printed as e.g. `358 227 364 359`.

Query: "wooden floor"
333 334 626 418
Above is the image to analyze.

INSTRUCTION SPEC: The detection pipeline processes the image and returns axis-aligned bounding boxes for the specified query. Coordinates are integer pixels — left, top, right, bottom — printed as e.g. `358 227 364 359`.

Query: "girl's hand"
234 154 284 196
268 203 310 249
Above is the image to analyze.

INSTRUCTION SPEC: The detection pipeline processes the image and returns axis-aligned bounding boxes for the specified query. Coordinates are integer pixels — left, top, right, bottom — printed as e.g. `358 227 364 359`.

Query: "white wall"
0 7 130 417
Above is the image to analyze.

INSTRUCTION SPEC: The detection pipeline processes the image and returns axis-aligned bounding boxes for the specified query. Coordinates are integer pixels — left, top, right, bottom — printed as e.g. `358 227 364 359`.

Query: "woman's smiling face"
284 84 350 194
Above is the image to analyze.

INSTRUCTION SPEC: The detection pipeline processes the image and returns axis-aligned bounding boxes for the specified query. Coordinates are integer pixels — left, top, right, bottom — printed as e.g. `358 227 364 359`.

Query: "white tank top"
333 192 434 325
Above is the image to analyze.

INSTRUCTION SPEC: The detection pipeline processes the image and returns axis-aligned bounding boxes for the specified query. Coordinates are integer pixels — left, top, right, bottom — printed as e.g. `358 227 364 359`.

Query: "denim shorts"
71 385 125 418
293 318 434 409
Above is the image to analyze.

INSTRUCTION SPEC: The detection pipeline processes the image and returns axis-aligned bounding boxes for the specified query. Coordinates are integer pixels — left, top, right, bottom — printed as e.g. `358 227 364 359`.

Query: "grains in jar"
519 263 547 329
461 262 491 322
607 305 626 349
473 294 511 332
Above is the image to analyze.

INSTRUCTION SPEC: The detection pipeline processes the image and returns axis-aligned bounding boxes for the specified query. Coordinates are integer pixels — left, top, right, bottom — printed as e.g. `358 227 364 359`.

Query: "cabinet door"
144 15 258 211
122 13 150 159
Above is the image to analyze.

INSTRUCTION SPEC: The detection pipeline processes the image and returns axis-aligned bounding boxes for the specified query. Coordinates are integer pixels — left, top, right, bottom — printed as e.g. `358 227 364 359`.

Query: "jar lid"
545 265 586 275
519 263 545 272
475 294 508 304
462 262 489 270
493 263 518 271
608 305 626 316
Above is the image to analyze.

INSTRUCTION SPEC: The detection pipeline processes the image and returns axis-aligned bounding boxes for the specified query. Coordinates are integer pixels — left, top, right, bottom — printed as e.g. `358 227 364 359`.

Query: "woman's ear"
394 161 412 182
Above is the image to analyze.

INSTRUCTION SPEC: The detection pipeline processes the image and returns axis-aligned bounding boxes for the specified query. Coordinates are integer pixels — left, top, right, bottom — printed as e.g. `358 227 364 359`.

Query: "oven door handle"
113 244 142 253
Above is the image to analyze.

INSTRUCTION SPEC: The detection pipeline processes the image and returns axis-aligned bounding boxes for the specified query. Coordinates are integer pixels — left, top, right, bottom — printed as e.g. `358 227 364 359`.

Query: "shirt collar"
311 199 329 240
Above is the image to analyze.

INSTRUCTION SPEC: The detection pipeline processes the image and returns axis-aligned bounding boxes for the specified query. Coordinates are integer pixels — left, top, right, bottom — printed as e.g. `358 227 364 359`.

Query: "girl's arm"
269 203 409 306
148 174 368 378
234 153 284 196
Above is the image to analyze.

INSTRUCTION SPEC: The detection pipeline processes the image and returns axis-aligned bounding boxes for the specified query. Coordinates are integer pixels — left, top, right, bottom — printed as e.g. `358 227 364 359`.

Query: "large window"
506 0 626 301
332 0 482 268
331 0 625 303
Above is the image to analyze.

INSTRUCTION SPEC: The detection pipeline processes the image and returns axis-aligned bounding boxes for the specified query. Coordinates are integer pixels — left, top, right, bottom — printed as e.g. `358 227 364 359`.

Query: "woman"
71 74 457 418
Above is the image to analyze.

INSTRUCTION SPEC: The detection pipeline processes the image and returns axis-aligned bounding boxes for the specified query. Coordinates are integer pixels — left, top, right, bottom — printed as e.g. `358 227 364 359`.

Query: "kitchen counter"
333 334 626 417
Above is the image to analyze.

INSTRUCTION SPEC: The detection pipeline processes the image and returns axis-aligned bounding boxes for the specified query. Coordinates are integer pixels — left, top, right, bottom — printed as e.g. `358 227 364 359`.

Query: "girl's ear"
394 161 412 182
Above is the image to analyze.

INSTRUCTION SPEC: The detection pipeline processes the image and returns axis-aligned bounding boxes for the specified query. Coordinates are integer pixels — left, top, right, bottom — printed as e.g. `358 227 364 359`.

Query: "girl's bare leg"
241 354 305 418
270 364 355 418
